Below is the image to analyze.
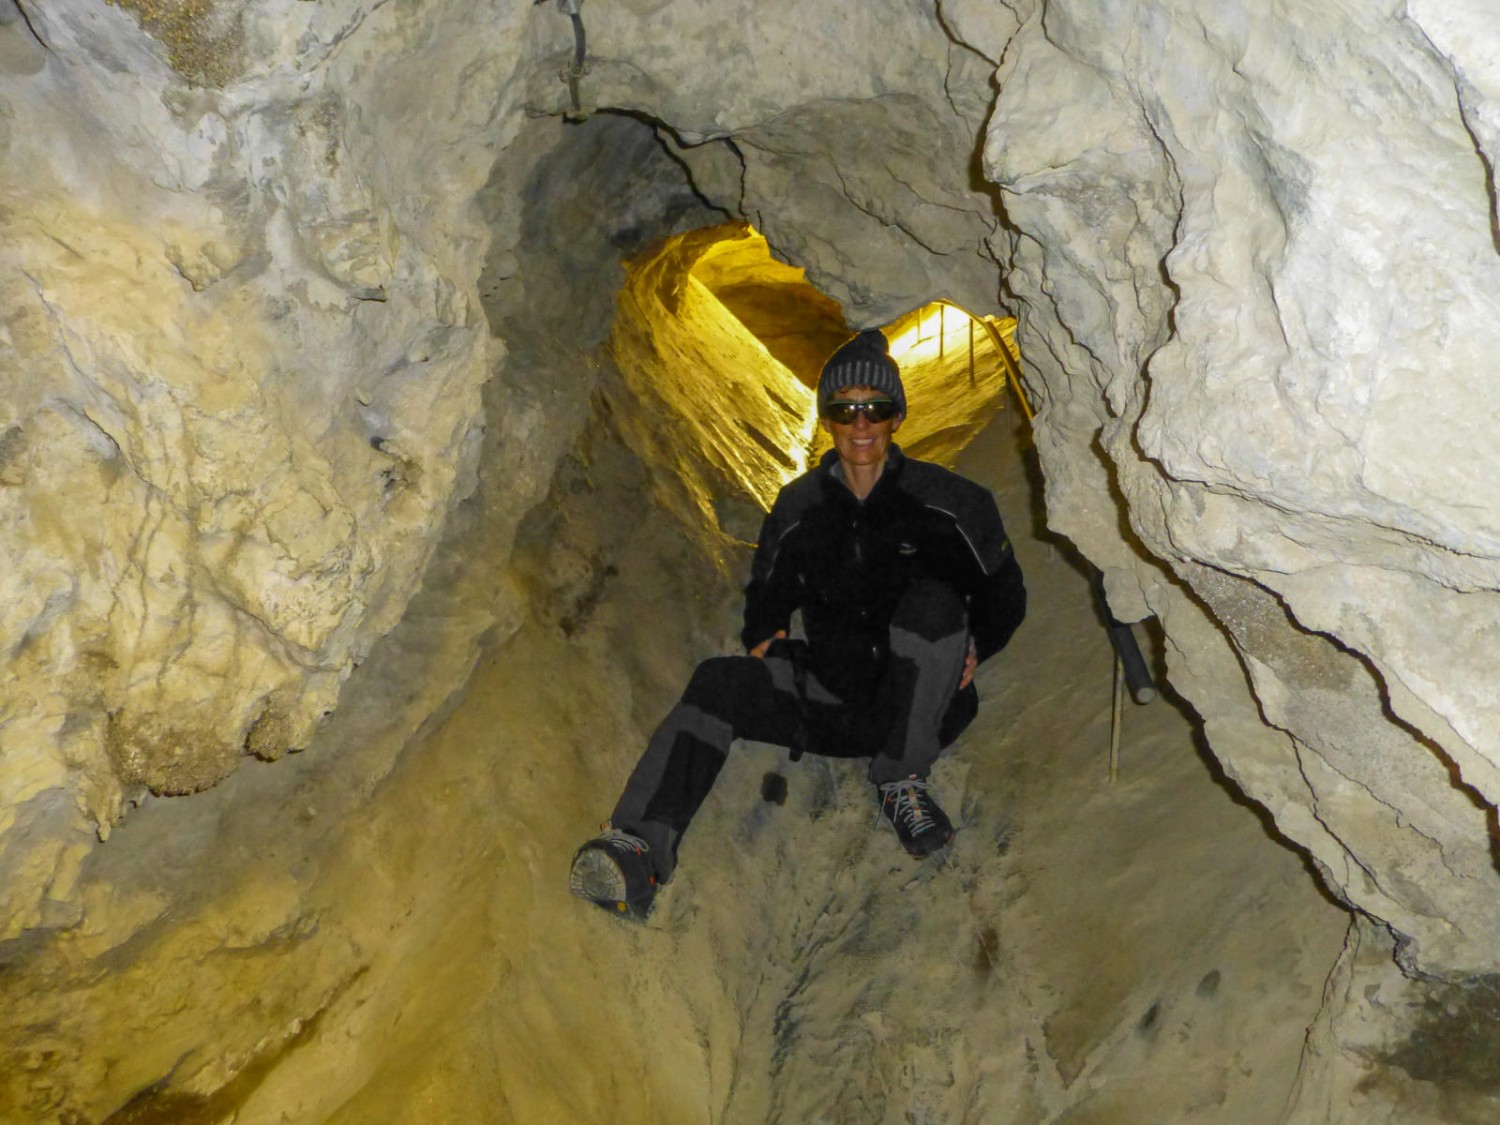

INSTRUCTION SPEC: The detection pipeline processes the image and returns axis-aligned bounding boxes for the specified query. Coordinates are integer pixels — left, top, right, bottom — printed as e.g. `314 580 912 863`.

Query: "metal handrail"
934 299 1035 423
934 299 1152 787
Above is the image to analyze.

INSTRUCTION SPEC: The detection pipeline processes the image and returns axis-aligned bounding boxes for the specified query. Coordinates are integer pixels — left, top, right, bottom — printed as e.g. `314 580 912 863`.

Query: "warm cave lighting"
887 300 1026 420
615 223 838 523
615 226 1023 527
853 300 1022 465
888 300 982 365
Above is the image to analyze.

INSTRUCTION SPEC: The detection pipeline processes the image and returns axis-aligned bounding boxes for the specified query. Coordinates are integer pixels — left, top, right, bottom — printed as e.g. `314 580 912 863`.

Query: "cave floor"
2 406 1353 1124
264 407 1353 1122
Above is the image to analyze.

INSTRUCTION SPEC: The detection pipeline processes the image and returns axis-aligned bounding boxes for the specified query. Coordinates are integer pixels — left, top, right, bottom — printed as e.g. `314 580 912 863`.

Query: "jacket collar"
820 443 905 501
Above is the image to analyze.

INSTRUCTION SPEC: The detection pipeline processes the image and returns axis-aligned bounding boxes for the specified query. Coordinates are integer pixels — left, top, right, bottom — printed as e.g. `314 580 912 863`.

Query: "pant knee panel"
683 655 772 714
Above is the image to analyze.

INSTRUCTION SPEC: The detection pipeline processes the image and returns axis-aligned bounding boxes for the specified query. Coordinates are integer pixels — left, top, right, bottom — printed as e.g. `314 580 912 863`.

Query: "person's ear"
819 415 831 436
891 412 905 433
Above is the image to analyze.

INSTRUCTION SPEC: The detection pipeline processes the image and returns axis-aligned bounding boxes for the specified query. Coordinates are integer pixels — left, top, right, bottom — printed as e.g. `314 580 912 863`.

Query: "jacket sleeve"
958 487 1026 663
740 494 801 652
971 552 1026 663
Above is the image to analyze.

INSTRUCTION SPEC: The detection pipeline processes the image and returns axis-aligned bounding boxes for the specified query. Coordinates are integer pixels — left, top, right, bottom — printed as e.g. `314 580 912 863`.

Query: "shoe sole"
900 826 956 859
569 848 638 916
570 847 626 902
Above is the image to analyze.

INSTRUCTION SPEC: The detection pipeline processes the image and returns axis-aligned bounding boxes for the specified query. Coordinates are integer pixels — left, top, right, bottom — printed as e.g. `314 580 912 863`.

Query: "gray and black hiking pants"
610 580 976 881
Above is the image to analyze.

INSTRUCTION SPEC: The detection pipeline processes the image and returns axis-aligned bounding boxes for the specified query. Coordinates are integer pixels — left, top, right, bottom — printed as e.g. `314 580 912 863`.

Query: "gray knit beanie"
817 329 906 417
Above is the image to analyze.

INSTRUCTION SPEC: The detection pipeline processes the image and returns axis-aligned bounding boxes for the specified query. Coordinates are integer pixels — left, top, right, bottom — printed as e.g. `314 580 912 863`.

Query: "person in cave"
570 328 1027 919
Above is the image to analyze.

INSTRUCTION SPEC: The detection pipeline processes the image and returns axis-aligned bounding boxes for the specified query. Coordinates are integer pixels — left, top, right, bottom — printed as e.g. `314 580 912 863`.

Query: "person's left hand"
749 630 787 659
958 637 978 690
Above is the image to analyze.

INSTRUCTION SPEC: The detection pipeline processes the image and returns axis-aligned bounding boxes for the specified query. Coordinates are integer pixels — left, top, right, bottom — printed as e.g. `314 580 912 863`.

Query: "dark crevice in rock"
101 966 368 1125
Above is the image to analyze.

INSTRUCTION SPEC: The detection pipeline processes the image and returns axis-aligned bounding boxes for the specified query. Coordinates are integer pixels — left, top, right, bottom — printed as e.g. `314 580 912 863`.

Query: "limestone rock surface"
7 0 1500 1118
0 0 535 935
970 0 1500 976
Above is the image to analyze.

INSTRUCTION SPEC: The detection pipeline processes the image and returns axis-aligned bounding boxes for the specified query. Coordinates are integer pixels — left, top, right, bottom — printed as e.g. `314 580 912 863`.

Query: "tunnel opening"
604 217 1023 549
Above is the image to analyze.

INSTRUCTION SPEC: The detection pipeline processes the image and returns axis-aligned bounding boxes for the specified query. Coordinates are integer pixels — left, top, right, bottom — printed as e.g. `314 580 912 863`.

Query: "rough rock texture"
0 366 1353 1123
973 0 1500 978
685 225 850 390
610 224 819 537
544 0 1500 982
0 0 566 937
1 0 1007 942
5 0 1500 1117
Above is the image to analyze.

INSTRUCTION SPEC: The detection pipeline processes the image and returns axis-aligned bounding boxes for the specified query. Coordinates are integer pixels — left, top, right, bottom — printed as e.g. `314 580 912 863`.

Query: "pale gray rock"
973 0 1500 976
528 0 1002 325
0 0 529 935
5 0 1500 1117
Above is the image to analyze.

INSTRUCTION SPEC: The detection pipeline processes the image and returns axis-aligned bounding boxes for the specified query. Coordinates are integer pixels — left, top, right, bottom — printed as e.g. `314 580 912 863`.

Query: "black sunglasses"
823 399 898 425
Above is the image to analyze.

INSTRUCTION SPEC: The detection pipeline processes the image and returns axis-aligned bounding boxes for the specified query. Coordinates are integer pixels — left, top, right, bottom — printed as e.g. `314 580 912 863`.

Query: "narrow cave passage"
603 219 1022 544
368 187 1349 1119
0 111 1348 1125
8 0 1500 1114
453 125 1352 1113
418 234 1350 1120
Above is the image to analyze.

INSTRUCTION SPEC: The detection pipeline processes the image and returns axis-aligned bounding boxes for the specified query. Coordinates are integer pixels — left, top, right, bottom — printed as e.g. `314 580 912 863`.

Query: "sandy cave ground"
0 334 1353 1121
216 398 1353 1123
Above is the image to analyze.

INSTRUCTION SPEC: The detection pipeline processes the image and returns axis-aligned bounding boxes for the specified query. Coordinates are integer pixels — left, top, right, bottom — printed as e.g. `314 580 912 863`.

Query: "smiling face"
821 384 904 471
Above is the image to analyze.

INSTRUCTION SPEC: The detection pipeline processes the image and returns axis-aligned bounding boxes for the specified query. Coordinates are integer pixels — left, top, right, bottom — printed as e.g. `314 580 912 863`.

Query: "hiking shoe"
876 776 955 858
569 828 657 919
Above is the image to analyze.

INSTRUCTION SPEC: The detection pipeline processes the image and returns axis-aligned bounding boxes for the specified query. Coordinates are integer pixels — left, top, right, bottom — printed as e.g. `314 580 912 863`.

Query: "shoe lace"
877 777 937 837
597 827 649 854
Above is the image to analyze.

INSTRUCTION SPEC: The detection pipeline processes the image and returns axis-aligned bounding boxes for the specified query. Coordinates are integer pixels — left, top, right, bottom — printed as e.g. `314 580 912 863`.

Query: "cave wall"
6 0 1500 1118
0 0 546 936
0 0 1004 942
4 0 1500 1092
0 97 741 1121
972 0 1500 975
491 0 1500 980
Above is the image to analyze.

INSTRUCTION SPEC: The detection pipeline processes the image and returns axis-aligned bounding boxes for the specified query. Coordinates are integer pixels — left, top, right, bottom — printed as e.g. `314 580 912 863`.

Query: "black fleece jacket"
741 446 1026 704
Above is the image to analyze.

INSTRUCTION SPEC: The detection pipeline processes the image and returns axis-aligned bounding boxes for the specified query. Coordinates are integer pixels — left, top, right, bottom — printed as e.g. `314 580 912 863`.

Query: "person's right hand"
958 637 978 690
749 630 787 659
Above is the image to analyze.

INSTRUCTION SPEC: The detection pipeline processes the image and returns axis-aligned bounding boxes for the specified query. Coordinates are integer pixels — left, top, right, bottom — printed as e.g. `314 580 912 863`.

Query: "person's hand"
750 630 787 659
958 637 978 690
